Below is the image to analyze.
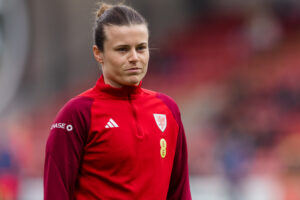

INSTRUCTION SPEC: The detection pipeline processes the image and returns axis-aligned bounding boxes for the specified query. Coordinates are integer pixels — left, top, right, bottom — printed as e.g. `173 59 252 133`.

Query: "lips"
126 67 141 71
125 68 142 74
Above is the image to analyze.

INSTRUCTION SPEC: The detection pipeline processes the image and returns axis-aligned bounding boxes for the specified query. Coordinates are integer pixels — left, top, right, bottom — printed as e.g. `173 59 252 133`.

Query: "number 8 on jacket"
160 138 167 158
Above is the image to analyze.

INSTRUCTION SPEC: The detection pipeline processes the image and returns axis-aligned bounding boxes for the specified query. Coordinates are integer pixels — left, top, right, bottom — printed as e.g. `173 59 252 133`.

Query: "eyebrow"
114 42 148 48
137 42 148 47
114 45 129 49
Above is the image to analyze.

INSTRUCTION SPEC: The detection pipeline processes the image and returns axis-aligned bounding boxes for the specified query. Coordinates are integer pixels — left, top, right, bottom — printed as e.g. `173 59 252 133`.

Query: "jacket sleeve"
44 96 92 200
156 93 192 200
167 112 192 200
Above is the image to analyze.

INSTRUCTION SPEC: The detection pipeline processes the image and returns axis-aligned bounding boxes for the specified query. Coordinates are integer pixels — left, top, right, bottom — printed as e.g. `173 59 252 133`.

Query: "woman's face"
93 24 149 88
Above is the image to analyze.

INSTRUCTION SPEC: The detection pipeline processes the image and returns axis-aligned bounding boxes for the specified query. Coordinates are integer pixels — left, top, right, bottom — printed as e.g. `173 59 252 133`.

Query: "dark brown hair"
94 3 148 51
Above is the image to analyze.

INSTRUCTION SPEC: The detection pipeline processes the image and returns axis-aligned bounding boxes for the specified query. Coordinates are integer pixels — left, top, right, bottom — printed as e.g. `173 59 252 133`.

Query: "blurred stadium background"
1 0 300 199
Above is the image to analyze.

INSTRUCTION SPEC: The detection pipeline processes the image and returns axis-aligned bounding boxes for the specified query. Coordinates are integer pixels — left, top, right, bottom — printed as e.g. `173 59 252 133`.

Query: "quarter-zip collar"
93 75 143 99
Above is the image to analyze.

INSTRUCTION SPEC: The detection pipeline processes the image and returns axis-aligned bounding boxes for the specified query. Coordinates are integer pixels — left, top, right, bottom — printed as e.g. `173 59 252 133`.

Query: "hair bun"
96 3 112 18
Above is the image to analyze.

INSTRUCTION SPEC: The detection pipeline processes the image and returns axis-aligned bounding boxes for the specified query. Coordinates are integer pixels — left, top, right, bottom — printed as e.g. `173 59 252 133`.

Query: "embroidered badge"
153 114 167 132
160 138 167 158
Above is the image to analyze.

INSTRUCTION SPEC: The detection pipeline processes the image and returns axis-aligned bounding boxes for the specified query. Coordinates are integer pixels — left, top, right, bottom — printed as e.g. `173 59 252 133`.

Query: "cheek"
141 52 150 64
106 55 126 69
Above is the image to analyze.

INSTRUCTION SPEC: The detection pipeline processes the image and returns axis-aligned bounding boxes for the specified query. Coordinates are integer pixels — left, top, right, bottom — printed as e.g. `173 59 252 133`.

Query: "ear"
93 45 104 64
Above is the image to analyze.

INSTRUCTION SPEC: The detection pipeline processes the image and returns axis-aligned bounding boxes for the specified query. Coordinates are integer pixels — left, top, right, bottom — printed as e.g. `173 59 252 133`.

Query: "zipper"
128 94 144 138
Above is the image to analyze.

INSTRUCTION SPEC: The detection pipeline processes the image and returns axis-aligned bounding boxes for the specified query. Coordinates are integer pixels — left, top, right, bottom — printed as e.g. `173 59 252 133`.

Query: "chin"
126 80 140 86
125 76 141 86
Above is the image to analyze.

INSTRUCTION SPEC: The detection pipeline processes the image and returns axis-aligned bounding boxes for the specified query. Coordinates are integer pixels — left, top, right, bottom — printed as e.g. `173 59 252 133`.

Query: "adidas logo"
105 118 119 128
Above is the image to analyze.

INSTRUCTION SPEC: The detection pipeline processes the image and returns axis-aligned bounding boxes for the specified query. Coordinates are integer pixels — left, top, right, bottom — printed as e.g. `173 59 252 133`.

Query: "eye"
116 47 129 52
136 45 147 52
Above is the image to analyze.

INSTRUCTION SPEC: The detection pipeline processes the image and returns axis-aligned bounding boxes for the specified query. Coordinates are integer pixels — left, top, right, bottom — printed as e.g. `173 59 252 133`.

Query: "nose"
128 49 138 63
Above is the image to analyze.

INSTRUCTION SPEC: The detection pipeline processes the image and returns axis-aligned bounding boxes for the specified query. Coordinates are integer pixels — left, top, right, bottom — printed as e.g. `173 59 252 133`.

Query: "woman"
44 3 191 200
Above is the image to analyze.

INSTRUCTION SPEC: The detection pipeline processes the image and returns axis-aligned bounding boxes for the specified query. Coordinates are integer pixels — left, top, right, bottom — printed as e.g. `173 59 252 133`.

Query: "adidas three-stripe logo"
105 118 119 128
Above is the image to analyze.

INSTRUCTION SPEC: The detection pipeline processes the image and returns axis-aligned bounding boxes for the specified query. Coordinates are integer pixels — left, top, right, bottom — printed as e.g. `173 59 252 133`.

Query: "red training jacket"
44 75 192 200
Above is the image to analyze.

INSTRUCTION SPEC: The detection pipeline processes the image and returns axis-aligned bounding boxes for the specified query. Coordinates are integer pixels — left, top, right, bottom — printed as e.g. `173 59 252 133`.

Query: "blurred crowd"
148 9 300 199
1 1 300 199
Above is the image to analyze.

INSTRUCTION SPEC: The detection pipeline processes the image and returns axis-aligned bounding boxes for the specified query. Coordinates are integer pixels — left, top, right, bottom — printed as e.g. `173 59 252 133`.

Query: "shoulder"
55 96 94 121
50 95 94 137
142 89 178 110
141 88 180 114
156 92 179 108
60 95 93 113
156 93 180 115
148 91 182 124
142 88 180 112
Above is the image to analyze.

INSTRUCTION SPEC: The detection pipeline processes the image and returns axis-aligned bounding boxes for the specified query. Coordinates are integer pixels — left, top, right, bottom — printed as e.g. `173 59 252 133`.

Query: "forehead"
104 24 149 46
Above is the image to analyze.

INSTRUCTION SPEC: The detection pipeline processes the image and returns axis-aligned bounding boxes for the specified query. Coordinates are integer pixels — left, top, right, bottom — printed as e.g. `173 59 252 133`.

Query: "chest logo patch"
153 114 167 132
